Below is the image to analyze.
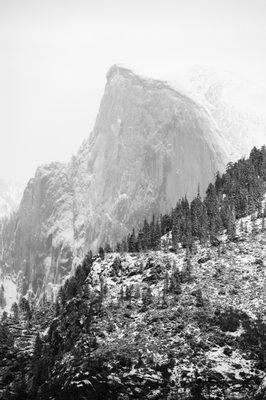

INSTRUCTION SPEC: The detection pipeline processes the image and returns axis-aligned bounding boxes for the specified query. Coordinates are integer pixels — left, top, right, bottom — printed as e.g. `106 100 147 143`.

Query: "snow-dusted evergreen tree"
204 183 222 244
11 302 19 321
98 246 105 259
227 204 236 240
172 202 181 251
169 266 182 295
142 286 152 310
0 284 6 309
162 271 169 305
262 208 265 232
191 188 204 239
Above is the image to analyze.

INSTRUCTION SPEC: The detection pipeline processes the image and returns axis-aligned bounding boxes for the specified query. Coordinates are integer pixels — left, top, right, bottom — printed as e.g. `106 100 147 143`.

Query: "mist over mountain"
0 65 264 293
185 65 266 158
0 180 23 219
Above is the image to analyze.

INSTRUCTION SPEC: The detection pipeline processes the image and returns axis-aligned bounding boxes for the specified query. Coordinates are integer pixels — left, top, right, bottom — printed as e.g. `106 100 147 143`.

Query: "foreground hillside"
0 211 265 399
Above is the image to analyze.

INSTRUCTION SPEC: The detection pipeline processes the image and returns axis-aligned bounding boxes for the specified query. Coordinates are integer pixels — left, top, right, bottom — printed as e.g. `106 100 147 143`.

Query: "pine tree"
200 204 209 245
250 146 264 176
82 251 93 275
1 311 7 322
125 285 133 305
13 370 28 400
99 246 105 260
162 271 169 305
149 215 156 249
227 204 236 241
121 238 128 253
55 300 60 316
183 215 193 250
119 285 124 303
154 220 162 250
169 267 182 295
75 263 87 286
65 276 78 299
205 183 222 244
195 288 204 307
99 274 107 305
160 213 172 235
137 229 144 252
115 242 122 252
104 242 112 253
257 202 263 218
142 286 152 310
251 216 257 236
247 190 256 215
262 208 265 232
172 202 181 251
191 189 204 239
57 286 66 307
42 291 47 306
214 171 223 194
179 197 192 249
0 284 6 309
82 283 91 300
19 297 31 320
128 228 137 252
143 218 151 250
161 236 168 252
11 302 19 321
33 332 43 360
112 255 122 276
182 257 193 283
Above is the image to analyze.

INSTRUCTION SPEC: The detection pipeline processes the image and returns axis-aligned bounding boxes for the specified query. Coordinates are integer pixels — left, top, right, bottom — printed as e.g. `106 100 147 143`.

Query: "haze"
1 0 266 184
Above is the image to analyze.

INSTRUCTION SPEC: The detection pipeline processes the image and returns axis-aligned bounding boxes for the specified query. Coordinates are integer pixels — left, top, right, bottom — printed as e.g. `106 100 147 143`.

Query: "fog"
1 0 265 184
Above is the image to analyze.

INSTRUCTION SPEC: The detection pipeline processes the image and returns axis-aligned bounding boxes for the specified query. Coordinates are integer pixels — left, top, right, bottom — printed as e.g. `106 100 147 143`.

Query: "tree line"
101 146 266 254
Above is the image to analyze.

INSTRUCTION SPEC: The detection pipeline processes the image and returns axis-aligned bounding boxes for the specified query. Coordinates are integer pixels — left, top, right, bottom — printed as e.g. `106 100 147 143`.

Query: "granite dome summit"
0 65 262 290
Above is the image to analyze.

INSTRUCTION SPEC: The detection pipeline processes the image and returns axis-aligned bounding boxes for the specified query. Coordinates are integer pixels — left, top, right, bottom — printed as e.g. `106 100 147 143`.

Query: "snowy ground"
0 275 18 315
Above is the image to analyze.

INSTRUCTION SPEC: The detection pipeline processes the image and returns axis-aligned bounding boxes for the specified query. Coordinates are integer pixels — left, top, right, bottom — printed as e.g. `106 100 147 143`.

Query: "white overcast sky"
1 0 266 184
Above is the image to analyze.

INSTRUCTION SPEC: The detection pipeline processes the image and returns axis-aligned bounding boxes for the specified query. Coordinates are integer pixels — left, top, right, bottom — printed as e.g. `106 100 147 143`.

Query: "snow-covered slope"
0 180 23 219
0 275 18 315
2 211 264 399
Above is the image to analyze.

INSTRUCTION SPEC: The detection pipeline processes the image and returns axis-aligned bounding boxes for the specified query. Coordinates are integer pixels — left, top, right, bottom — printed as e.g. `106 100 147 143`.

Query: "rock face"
0 65 253 290
0 163 74 291
73 65 229 251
